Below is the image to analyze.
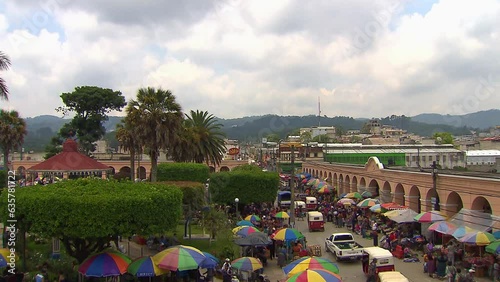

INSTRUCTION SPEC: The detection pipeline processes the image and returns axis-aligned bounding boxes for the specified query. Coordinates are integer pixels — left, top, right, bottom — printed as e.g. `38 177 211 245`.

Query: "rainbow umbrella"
338 198 355 205
231 257 263 272
236 226 261 237
493 231 500 239
414 211 447 223
361 191 372 198
428 221 457 235
345 192 362 199
245 214 261 222
79 251 132 277
275 211 290 219
272 228 304 241
369 204 382 213
316 182 329 189
486 240 500 254
459 231 496 246
451 226 477 239
317 186 333 194
307 179 320 187
286 269 342 282
152 245 206 271
283 256 340 277
357 198 380 208
380 202 406 210
236 220 255 227
200 252 219 268
232 226 245 234
0 248 14 268
127 256 169 277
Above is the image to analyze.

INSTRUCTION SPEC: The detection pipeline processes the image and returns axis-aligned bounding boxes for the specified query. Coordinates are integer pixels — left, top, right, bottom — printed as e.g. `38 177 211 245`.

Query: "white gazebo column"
102 171 107 179
63 172 69 179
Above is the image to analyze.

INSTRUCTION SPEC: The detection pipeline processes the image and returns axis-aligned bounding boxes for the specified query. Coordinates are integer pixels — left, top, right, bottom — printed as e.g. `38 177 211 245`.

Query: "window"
436 155 440 162
443 155 447 163
412 156 416 162
428 156 433 161
422 156 426 162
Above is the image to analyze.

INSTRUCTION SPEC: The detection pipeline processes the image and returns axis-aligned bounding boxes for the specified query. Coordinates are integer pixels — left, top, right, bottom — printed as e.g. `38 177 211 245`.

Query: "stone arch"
394 184 405 206
220 166 230 172
425 188 439 212
119 166 131 175
345 175 351 193
408 185 421 213
339 174 344 195
444 191 463 217
359 177 367 193
209 166 216 173
17 166 26 179
381 181 391 203
470 196 492 214
328 172 332 185
320 171 324 179
137 166 147 180
351 176 358 193
108 166 115 175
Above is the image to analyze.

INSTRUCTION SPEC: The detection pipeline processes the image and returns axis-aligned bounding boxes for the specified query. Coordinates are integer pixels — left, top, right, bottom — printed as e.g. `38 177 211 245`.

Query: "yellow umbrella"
275 211 290 219
232 226 245 234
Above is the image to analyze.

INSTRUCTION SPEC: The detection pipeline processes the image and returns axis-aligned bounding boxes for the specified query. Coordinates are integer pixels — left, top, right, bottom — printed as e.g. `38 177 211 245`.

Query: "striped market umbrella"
317 186 333 194
486 240 500 254
451 226 477 239
272 228 304 241
231 257 263 272
244 214 261 222
459 231 496 246
236 226 261 237
357 198 380 208
236 220 255 227
316 182 330 189
200 252 219 269
413 211 447 223
127 256 169 277
345 192 362 199
275 211 290 219
283 256 340 277
370 204 382 213
79 251 132 277
286 269 342 282
337 198 355 205
307 178 321 187
428 221 457 235
380 202 407 210
0 248 14 268
361 191 372 198
152 245 206 271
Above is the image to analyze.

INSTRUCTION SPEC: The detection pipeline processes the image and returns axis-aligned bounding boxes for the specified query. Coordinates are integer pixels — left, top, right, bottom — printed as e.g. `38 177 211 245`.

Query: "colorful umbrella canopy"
361 191 372 198
337 198 355 205
307 179 321 187
200 252 219 269
236 220 255 227
345 192 362 199
414 211 447 223
127 257 169 277
459 231 496 246
339 193 347 198
283 256 340 277
451 226 477 239
369 204 382 213
244 214 261 222
0 248 12 268
286 269 342 282
486 241 500 254
493 231 500 240
79 251 132 277
357 198 380 208
272 228 304 241
275 211 290 219
232 226 245 234
152 245 206 271
317 186 333 194
231 257 263 272
236 226 261 237
428 221 457 235
380 202 406 210
316 182 330 189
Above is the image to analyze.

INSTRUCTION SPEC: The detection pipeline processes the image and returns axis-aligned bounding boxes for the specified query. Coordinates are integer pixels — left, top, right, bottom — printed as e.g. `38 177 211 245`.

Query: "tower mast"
318 96 321 127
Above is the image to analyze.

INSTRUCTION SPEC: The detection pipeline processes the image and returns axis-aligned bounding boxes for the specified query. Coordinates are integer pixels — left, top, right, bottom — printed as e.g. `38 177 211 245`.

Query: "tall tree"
126 87 183 182
312 134 330 143
0 51 11 100
115 115 142 180
57 86 126 155
433 132 454 145
0 110 27 175
173 110 226 166
43 123 75 159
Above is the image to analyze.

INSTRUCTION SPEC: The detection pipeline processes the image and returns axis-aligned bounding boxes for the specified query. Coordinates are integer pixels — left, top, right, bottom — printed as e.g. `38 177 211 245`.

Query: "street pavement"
257 219 492 282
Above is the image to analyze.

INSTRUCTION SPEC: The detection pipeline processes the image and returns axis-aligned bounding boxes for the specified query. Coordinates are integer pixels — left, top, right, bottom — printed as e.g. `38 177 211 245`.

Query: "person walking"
371 222 379 247
445 261 456 282
367 258 377 282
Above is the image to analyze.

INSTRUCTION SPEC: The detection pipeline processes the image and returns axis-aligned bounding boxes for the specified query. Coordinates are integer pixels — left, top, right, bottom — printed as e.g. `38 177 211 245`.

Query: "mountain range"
21 109 500 152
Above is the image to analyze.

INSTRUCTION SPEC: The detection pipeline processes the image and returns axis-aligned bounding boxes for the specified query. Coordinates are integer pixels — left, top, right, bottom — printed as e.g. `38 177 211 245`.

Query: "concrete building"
466 150 500 172
300 126 336 140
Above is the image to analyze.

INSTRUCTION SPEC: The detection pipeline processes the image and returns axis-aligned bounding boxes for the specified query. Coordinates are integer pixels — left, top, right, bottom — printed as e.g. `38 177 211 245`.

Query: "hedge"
157 163 209 183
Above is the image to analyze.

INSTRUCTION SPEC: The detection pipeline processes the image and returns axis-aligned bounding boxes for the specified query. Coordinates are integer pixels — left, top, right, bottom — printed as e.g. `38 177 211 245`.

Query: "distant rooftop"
466 150 500 156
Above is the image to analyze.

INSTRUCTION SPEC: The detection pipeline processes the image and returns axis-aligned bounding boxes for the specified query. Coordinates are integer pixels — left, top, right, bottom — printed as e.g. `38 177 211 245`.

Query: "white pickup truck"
325 232 364 261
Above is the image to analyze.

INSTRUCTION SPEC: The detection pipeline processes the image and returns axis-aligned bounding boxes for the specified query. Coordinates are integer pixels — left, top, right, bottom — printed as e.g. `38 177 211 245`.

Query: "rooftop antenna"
318 96 321 127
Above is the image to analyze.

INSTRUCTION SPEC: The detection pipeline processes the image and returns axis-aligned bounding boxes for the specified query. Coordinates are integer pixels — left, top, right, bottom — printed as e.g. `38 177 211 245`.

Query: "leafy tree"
57 86 126 155
231 164 262 172
126 87 183 182
360 122 372 134
0 170 6 188
265 133 280 142
199 206 232 241
157 163 209 183
288 128 300 137
300 131 312 143
0 51 11 100
171 110 226 166
433 132 454 145
0 110 27 176
43 123 75 159
0 178 183 263
312 134 330 143
116 116 143 180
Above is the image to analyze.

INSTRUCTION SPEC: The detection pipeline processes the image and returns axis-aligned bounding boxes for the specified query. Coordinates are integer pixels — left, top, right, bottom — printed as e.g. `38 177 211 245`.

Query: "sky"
1 0 500 120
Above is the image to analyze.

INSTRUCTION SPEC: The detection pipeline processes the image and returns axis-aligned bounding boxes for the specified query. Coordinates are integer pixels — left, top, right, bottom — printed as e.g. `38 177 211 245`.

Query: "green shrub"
0 170 6 188
157 163 209 183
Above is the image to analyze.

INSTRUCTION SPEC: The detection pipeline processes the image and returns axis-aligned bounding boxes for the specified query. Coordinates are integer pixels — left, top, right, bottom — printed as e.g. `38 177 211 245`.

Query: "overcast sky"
1 0 500 119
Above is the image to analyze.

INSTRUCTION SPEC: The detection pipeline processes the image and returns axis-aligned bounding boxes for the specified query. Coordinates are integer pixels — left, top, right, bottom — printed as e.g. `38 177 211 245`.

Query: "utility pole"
290 145 295 228
431 161 439 211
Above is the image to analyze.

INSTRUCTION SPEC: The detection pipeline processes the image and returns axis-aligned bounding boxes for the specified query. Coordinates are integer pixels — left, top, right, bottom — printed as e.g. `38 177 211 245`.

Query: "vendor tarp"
448 209 500 231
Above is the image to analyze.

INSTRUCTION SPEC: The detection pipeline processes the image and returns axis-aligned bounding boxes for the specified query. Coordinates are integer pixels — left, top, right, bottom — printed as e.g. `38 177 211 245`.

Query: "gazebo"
27 138 112 180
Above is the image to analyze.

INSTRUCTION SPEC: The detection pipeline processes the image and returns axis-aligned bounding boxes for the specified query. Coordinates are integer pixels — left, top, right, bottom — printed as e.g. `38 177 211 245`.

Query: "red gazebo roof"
28 139 110 172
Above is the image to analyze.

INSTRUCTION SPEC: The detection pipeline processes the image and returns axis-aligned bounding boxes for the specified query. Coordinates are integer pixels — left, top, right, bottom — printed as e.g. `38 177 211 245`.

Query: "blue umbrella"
493 231 500 240
199 252 219 268
370 204 382 213
236 220 254 227
339 193 347 198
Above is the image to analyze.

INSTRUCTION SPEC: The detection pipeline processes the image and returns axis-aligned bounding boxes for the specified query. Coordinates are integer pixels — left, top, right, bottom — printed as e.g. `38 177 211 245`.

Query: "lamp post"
235 198 240 219
289 145 296 228
277 139 283 173
431 161 439 211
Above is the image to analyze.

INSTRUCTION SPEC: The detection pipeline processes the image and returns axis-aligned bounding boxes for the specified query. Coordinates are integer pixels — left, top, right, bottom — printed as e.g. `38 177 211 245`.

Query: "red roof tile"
27 139 110 172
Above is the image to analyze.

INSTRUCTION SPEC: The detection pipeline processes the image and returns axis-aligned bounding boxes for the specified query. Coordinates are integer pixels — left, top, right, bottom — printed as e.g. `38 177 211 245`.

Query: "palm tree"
184 110 226 166
0 110 27 174
0 51 11 100
126 87 183 182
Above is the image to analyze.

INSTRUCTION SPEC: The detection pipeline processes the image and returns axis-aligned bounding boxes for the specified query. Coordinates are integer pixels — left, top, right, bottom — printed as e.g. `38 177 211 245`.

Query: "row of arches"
303 167 492 216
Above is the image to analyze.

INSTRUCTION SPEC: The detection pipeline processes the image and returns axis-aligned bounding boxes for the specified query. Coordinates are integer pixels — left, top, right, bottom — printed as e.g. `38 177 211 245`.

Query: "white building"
300 126 336 139
466 150 500 165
